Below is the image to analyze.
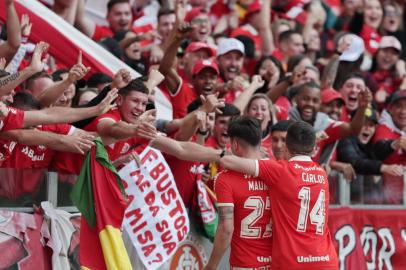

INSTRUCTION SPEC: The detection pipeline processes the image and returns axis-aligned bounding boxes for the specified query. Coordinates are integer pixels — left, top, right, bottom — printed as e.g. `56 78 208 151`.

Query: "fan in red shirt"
220 121 339 270
52 79 157 175
75 0 153 42
205 116 272 270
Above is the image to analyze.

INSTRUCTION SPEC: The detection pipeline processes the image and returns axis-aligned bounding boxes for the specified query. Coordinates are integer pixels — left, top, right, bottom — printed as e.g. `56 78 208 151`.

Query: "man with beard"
216 38 248 103
289 81 372 163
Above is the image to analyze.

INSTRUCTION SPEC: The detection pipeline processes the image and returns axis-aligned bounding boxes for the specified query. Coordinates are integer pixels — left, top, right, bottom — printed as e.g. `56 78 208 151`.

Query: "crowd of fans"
0 0 406 207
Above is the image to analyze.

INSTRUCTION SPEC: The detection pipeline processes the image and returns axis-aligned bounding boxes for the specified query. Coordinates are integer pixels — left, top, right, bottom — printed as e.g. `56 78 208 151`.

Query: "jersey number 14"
296 187 326 235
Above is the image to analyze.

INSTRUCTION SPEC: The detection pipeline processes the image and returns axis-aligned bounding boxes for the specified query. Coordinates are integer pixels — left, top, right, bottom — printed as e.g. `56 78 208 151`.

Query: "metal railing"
0 169 405 212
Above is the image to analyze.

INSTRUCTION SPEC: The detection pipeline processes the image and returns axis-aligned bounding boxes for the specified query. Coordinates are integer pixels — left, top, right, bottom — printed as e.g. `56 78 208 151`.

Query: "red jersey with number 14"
215 170 272 268
255 156 338 270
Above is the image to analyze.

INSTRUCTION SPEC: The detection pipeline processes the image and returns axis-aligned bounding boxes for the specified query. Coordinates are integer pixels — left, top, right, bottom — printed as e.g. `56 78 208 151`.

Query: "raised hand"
63 132 96 155
200 93 225 114
28 41 49 73
0 58 6 70
21 14 32 37
250 75 265 90
176 22 192 39
138 109 157 125
68 51 91 83
337 34 352 54
111 69 132 89
97 88 118 114
134 110 158 140
358 86 373 108
0 102 9 120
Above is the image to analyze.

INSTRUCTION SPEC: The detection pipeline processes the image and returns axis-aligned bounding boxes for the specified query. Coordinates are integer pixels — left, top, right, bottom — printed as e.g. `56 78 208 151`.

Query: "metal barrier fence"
0 169 405 211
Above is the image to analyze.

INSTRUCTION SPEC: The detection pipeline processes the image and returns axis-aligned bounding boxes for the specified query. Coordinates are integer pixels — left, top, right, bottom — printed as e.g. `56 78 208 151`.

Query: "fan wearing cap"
179 42 217 83
371 36 404 107
338 108 404 203
320 88 345 121
373 90 406 203
216 38 248 103
159 19 219 119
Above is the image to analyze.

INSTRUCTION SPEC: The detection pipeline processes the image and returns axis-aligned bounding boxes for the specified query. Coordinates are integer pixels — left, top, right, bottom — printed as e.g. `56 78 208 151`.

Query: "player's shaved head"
286 121 316 155
228 116 262 147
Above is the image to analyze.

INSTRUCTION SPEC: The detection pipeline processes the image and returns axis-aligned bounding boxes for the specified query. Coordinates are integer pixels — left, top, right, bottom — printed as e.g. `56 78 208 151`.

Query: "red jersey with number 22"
255 156 338 270
215 170 272 268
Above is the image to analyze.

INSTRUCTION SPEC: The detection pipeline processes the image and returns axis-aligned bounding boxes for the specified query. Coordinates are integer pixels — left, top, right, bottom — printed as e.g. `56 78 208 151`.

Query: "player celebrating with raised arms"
204 116 272 270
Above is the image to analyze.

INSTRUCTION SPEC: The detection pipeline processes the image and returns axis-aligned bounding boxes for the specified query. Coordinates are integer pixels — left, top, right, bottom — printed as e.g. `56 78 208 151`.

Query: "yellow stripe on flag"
99 225 132 270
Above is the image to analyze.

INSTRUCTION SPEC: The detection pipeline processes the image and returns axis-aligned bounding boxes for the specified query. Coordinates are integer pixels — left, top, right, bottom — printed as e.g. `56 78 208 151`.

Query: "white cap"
379 36 402 52
217 38 245 57
339 34 365 62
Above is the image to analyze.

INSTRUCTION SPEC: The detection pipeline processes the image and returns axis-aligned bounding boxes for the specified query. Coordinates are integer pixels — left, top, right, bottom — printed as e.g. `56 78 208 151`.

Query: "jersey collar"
289 155 312 162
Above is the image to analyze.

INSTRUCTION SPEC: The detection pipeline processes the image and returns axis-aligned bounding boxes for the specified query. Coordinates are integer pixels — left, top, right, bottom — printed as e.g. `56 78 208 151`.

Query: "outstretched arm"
0 129 95 154
23 89 118 127
0 42 49 97
74 0 96 38
0 0 21 63
36 51 90 107
151 135 222 162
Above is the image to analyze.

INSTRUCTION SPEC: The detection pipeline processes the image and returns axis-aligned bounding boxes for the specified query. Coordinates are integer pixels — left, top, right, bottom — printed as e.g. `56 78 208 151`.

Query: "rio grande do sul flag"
71 138 131 270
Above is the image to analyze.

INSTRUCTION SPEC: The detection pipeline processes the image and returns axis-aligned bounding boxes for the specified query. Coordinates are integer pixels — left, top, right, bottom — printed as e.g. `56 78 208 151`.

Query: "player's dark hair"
279 30 299 43
158 8 175 21
338 72 365 89
228 116 262 147
52 69 69 82
118 78 149 97
286 121 316 155
25 71 52 90
12 92 41 110
296 81 320 96
87 72 113 88
217 103 240 117
271 120 293 134
107 0 129 12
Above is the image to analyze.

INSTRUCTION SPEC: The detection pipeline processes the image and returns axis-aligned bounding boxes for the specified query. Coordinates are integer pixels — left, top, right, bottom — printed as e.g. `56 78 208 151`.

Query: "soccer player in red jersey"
220 121 338 270
205 117 272 270
150 121 338 269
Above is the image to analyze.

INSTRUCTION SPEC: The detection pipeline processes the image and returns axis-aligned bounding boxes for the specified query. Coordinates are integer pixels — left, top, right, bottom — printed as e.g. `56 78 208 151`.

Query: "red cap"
185 42 217 57
184 7 205 23
321 88 344 104
246 1 262 16
192 59 219 76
